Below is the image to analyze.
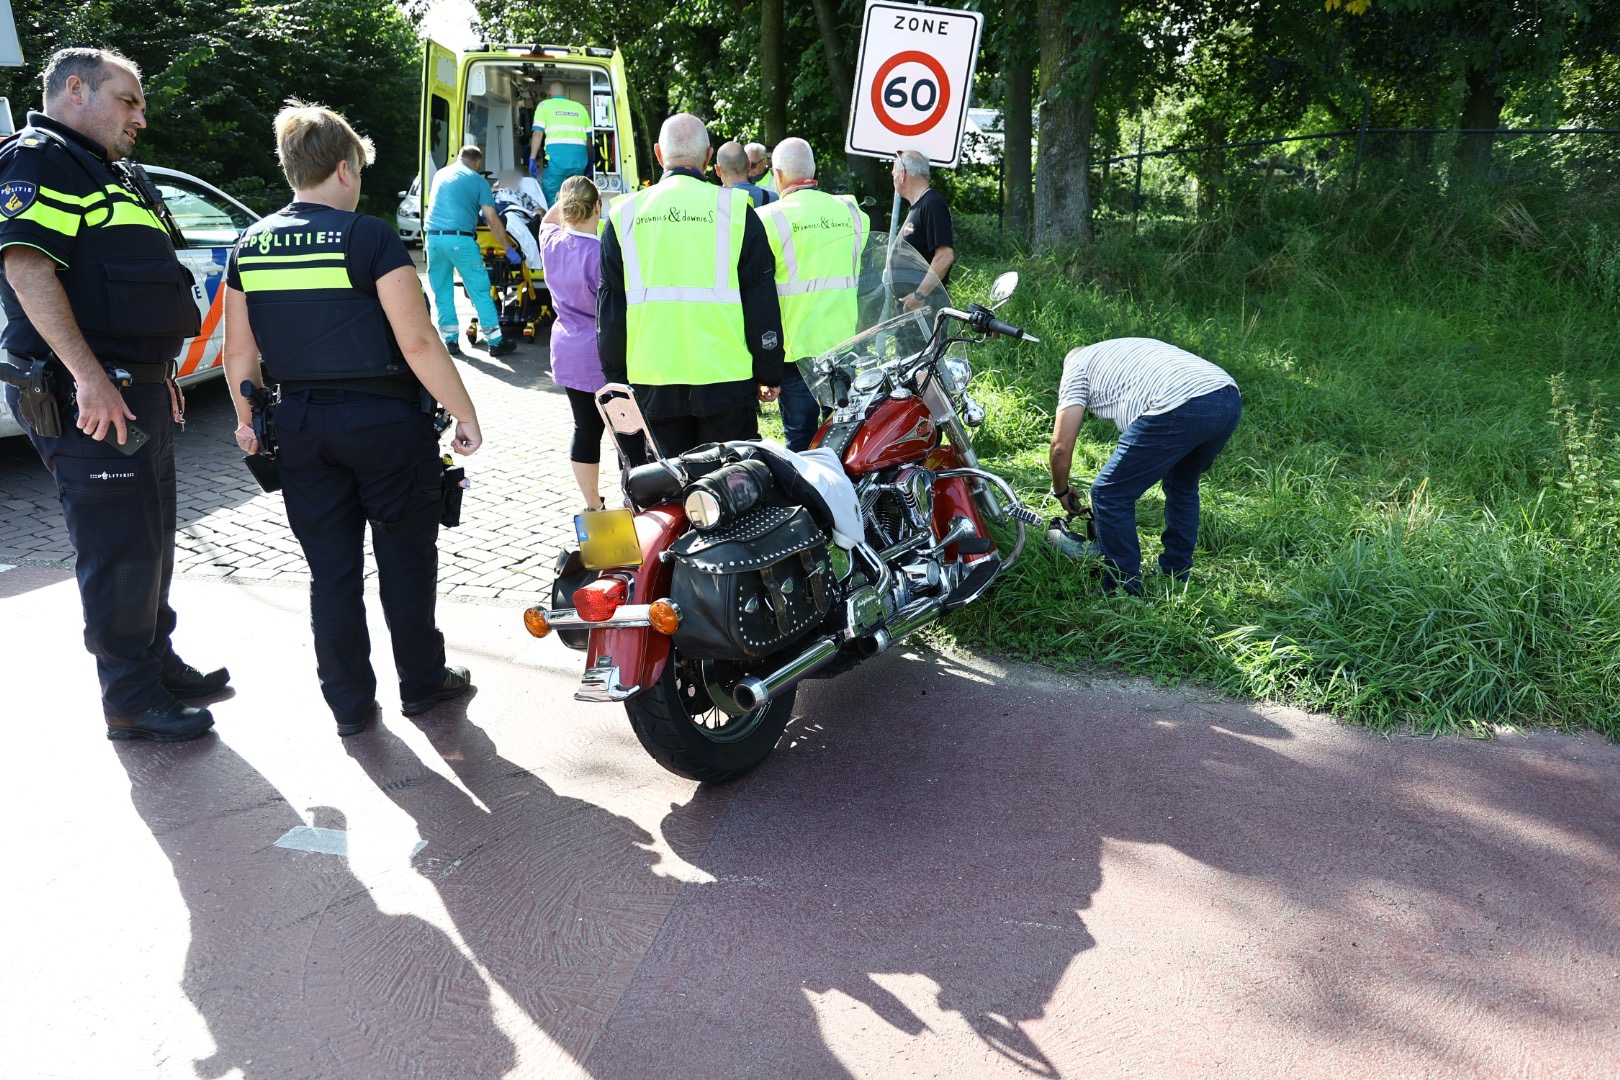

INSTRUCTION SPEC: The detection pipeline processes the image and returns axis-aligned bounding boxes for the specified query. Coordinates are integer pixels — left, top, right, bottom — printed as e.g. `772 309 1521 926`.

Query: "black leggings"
566 387 606 464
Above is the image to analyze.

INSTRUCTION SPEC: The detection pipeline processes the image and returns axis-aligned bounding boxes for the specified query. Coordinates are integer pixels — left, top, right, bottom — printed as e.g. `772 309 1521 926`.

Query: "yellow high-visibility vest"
756 188 868 362
534 97 591 147
611 175 753 385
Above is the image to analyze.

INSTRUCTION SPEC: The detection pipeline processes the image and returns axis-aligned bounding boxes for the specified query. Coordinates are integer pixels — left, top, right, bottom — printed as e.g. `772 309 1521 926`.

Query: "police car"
0 165 258 439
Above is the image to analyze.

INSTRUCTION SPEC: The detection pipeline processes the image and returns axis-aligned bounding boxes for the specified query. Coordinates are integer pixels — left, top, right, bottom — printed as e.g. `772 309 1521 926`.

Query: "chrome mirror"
989 271 1019 309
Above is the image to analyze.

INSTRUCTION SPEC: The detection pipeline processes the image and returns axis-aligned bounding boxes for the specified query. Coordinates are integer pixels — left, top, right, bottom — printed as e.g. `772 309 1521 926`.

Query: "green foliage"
936 180 1620 737
0 0 421 216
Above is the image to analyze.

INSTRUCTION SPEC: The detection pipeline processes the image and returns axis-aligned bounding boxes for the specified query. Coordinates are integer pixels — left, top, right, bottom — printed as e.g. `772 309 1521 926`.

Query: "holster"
0 357 63 438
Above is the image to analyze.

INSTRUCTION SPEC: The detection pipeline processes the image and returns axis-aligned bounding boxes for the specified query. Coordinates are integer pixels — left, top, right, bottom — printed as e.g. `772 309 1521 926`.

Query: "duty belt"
107 362 175 384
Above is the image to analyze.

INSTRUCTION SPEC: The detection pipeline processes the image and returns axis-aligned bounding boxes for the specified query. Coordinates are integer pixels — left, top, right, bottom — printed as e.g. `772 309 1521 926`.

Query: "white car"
396 174 421 245
0 165 259 439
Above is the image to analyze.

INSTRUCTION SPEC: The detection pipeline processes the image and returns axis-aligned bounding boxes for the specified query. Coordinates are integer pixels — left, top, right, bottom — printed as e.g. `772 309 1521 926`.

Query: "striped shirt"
1057 338 1237 432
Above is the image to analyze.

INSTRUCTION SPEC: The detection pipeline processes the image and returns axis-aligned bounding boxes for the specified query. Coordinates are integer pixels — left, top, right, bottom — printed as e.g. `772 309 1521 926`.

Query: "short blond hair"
274 100 375 189
556 175 600 226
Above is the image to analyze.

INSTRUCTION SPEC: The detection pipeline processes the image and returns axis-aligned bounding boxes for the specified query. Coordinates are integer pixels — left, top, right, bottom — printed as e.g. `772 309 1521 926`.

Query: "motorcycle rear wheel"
624 651 795 783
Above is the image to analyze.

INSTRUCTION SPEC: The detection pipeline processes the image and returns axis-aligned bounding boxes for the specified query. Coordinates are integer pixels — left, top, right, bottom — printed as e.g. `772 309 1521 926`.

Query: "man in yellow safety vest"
597 113 784 456
528 82 591 207
754 137 869 451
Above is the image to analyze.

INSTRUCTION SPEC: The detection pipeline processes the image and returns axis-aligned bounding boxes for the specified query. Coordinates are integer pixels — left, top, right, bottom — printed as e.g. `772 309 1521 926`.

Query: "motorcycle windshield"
797 231 954 409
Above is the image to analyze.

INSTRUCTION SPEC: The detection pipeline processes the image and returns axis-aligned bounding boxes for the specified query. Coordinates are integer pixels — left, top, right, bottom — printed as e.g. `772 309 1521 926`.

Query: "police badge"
1 180 38 218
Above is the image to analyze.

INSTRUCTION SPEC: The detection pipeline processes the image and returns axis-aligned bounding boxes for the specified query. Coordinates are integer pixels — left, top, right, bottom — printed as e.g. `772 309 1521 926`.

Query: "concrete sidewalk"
4 564 1617 1079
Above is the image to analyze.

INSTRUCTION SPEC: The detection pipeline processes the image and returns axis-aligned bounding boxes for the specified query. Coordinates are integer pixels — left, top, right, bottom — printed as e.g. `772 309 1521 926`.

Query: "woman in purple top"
540 176 608 509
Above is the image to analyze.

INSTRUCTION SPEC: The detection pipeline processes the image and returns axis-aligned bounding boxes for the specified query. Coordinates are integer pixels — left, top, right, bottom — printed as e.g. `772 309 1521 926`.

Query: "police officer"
0 48 227 742
597 113 784 456
755 137 869 451
221 101 483 737
528 81 591 207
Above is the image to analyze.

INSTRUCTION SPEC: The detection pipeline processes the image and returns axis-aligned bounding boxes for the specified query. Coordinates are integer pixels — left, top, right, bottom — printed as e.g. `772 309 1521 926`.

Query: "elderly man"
528 81 591 206
424 144 519 356
1048 338 1242 595
0 47 226 741
745 141 778 195
715 139 775 209
598 114 784 455
891 149 954 311
756 137 869 450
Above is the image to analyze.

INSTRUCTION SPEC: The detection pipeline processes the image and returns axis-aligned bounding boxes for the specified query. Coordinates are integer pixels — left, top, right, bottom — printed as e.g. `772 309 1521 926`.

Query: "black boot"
106 699 215 742
161 660 231 699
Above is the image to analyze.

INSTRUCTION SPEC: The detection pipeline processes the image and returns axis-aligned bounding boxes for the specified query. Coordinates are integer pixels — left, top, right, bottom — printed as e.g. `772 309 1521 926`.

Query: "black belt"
4 353 171 384
426 229 476 237
280 377 422 402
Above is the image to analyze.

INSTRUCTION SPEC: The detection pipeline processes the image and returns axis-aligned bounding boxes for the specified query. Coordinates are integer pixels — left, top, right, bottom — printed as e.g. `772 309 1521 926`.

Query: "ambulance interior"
452 58 633 199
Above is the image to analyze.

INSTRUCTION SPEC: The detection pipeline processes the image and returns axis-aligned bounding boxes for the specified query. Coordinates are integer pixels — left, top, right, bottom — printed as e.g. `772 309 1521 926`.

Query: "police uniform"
756 185 868 451
597 167 784 456
0 112 211 722
228 202 451 728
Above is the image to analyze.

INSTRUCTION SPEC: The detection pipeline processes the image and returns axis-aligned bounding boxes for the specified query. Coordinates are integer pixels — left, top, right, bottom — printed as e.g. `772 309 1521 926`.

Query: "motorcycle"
522 237 1047 782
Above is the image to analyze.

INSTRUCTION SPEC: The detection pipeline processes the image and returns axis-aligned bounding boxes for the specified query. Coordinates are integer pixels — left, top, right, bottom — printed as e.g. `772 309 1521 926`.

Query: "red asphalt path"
3 564 1617 1079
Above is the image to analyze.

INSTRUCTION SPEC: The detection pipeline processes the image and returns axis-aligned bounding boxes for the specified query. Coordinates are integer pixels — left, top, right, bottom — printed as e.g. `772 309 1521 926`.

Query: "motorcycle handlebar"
985 316 1027 339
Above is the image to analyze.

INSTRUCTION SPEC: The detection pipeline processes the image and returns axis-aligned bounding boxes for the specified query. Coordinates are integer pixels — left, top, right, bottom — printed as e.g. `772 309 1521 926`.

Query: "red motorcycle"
523 242 1043 781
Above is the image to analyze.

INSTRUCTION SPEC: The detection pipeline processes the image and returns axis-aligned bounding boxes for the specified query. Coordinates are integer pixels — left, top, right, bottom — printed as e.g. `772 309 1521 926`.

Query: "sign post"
845 0 984 294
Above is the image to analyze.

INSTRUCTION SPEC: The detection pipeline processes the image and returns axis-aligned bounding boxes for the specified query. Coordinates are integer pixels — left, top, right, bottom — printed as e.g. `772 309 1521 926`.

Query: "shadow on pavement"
347 713 678 1067
116 736 512 1079
584 647 1620 1078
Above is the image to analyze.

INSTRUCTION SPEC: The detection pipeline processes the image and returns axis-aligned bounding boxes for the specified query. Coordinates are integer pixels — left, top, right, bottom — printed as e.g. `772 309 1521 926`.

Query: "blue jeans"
778 366 824 451
1090 385 1241 593
426 233 503 344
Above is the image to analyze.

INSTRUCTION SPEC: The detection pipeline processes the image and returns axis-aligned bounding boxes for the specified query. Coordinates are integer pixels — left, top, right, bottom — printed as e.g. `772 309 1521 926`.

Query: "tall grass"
943 180 1620 738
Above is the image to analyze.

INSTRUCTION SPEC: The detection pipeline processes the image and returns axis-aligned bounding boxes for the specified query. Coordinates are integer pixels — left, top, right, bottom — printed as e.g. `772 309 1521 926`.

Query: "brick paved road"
0 262 591 607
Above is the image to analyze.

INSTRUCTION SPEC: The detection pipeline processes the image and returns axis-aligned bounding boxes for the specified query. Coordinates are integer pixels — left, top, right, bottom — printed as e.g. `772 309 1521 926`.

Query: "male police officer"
0 48 226 742
222 101 483 736
755 137 868 451
597 113 784 456
528 82 590 207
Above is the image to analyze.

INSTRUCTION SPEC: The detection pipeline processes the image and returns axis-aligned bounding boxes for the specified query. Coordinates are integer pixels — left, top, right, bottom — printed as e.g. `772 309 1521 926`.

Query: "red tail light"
573 578 628 621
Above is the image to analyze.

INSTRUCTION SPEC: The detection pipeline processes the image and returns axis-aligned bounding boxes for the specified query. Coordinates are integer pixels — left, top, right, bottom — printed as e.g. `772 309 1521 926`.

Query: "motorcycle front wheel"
624 650 795 783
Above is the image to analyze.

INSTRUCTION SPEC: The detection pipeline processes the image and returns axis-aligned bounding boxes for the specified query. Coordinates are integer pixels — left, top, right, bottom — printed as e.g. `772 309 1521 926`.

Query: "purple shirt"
539 222 605 392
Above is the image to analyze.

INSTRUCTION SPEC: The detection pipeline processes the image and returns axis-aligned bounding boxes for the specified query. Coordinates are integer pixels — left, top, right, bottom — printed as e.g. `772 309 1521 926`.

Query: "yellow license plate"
577 508 643 569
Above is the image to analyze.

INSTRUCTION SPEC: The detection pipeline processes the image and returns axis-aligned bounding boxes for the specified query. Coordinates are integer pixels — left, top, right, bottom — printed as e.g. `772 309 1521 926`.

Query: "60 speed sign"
845 1 984 168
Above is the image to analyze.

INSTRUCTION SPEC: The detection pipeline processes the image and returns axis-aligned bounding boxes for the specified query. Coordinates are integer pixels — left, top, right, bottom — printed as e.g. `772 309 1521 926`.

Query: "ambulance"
418 41 641 339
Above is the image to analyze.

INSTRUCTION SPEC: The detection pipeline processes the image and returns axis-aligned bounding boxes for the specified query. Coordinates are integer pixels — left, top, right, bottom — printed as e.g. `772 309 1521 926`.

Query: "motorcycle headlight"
938 356 974 397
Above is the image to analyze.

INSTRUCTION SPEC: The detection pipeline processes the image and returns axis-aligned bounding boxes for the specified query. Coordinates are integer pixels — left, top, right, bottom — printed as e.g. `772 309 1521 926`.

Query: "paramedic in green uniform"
528 82 591 207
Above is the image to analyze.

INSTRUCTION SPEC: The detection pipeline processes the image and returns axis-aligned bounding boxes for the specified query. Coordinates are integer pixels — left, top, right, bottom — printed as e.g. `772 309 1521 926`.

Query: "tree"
1033 0 1121 251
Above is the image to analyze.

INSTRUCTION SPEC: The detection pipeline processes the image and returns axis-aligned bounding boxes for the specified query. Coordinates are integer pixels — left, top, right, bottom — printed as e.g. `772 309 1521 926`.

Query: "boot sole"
400 685 470 717
106 725 214 743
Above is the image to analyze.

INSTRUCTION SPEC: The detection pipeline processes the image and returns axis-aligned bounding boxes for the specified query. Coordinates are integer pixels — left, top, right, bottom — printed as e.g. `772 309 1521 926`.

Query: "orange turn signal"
648 598 682 635
522 607 551 638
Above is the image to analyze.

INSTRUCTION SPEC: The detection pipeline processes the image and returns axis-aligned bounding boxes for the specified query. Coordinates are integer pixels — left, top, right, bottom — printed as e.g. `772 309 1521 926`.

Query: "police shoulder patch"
0 180 38 218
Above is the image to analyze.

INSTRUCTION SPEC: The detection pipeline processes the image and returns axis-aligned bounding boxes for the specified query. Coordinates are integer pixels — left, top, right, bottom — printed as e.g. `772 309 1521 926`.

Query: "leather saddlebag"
668 504 833 660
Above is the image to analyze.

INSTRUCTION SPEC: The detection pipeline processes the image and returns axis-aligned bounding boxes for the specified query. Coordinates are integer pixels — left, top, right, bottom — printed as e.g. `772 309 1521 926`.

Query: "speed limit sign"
845 1 984 168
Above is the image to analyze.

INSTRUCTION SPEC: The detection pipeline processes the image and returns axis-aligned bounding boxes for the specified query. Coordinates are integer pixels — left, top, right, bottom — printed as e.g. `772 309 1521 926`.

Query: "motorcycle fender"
583 503 686 694
925 445 993 563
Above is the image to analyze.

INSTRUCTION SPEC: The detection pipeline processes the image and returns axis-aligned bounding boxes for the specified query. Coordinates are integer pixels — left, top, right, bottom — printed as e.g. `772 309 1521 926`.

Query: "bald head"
772 137 814 184
656 113 711 169
715 141 750 184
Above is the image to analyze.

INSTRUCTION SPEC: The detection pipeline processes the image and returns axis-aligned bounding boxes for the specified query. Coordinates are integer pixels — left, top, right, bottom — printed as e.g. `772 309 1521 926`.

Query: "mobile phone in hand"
111 424 150 456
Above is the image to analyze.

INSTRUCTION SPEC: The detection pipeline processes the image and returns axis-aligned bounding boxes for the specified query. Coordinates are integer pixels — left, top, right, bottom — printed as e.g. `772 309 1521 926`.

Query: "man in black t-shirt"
892 149 955 311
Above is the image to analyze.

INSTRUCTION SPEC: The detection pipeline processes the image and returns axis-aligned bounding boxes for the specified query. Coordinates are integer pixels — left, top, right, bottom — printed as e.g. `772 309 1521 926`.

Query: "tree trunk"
1034 0 1117 252
761 0 787 146
811 0 882 197
1002 0 1035 239
1453 67 1503 181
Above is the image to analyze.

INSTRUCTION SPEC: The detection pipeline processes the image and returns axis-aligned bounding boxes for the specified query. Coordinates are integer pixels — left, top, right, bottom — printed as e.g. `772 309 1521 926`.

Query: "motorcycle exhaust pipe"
732 635 842 713
884 596 945 641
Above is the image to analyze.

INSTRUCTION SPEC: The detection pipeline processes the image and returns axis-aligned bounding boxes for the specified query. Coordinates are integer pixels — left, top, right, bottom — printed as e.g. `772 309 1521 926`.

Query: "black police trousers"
273 390 447 724
5 382 182 715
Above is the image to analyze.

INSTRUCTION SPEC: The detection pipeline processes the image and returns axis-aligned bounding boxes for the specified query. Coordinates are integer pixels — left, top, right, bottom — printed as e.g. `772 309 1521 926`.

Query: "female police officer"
221 102 483 737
